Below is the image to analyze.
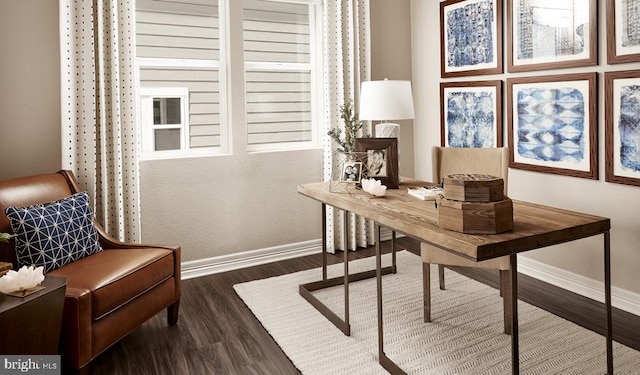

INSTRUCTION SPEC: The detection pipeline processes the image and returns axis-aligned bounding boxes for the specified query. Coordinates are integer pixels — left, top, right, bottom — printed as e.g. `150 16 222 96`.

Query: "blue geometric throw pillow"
5 191 103 273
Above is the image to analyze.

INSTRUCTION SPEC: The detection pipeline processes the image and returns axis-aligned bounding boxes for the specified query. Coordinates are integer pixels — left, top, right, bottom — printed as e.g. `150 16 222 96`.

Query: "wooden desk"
298 181 613 374
0 276 67 355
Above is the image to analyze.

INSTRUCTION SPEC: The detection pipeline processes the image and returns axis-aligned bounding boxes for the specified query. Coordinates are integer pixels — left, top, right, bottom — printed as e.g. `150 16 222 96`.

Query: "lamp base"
375 122 400 138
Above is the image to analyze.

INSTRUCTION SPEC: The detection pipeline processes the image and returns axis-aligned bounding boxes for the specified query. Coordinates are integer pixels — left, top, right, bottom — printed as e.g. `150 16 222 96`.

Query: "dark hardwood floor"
87 238 639 374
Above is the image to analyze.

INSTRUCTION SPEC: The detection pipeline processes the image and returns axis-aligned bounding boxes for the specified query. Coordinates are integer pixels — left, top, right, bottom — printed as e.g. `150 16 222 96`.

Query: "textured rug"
233 251 640 374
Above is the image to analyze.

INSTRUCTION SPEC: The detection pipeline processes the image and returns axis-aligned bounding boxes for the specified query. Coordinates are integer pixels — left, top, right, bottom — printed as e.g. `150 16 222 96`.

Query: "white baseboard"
181 239 322 280
518 256 640 316
180 232 400 279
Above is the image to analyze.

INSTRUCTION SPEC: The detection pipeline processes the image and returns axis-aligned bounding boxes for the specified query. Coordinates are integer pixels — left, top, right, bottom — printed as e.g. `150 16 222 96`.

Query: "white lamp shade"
359 80 415 121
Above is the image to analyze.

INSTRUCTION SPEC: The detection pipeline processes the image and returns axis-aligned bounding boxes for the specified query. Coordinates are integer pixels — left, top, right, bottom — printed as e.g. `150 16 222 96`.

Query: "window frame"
139 87 190 158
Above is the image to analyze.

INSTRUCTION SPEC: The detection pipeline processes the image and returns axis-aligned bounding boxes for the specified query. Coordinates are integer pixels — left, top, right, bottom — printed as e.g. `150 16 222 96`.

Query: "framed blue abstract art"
607 0 640 64
507 73 598 179
440 0 502 78
440 80 502 148
507 0 597 72
605 70 640 187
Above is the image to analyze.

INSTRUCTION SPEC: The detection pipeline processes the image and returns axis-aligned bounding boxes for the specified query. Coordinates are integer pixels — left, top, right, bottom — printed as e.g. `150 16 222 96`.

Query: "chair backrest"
431 146 509 194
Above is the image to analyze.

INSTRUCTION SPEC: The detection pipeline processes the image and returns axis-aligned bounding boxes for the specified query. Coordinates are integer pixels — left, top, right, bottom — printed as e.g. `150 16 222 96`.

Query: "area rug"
233 251 640 374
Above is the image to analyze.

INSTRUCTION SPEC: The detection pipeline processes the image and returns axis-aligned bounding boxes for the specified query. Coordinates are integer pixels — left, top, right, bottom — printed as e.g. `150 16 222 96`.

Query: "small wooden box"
443 174 504 202
437 197 513 234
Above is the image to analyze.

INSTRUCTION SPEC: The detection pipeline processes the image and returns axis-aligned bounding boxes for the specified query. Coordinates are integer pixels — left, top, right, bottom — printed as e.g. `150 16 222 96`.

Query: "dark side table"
0 275 67 354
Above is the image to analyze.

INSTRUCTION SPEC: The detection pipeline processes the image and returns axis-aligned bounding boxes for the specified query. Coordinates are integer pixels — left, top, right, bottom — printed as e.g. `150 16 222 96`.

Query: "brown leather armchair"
0 171 181 373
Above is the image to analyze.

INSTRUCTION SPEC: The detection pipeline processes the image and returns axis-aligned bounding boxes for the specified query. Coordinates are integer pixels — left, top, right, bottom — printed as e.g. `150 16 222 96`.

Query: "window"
136 0 224 159
243 0 321 150
135 0 321 158
139 88 189 153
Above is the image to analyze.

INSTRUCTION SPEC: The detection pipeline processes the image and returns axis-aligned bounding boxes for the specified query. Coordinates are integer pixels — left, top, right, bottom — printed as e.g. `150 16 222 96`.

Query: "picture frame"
606 0 640 64
440 80 503 148
355 138 399 189
507 73 598 179
340 161 363 184
440 0 503 78
507 0 597 72
605 70 640 187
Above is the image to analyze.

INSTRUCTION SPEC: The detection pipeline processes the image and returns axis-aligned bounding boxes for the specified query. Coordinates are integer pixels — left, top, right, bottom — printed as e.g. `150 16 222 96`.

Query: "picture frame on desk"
606 0 640 64
605 70 640 187
340 161 363 184
507 0 597 72
440 0 503 78
506 73 598 179
440 80 502 148
355 138 399 189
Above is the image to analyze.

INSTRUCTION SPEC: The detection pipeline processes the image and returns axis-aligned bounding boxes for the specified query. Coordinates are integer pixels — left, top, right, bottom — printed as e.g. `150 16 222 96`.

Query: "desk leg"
391 230 397 274
322 204 327 281
299 207 395 336
343 210 350 332
375 224 407 375
509 254 519 375
605 231 613 375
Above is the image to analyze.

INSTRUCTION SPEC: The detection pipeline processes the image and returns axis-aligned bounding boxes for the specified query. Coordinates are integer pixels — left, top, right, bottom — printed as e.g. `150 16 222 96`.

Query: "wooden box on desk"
443 174 504 202
437 197 513 234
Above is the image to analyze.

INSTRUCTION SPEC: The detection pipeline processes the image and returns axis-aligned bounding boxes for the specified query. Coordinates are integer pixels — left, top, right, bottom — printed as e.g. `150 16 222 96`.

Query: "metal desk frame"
298 204 398 336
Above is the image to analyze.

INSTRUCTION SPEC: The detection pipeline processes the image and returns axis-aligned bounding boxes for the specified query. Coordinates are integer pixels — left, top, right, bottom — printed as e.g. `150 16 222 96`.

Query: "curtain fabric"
60 0 140 242
322 0 372 252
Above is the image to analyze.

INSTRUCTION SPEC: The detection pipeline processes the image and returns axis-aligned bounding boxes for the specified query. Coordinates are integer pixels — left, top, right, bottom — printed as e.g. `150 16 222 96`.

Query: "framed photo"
605 70 640 186
507 0 597 72
340 161 363 183
440 0 503 78
607 0 640 64
440 80 503 148
355 138 399 189
507 73 598 179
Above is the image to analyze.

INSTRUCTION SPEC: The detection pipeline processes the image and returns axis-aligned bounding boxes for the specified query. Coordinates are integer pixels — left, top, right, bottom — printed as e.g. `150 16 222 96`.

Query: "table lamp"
359 79 415 138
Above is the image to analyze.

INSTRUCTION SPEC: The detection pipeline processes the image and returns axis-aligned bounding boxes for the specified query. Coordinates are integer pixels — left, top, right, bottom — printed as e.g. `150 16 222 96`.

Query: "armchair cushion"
47 247 175 320
5 191 103 272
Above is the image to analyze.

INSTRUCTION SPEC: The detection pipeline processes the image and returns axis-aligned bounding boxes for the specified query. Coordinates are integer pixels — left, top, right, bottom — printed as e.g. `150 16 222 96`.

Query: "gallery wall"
411 0 640 314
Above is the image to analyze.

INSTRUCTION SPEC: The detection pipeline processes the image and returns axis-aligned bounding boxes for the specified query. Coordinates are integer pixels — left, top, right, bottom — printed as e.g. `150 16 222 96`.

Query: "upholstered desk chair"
423 146 512 334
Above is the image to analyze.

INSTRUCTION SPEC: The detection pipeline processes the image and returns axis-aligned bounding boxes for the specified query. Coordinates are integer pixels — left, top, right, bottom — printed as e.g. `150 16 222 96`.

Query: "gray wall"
139 151 322 259
0 0 61 179
411 0 640 309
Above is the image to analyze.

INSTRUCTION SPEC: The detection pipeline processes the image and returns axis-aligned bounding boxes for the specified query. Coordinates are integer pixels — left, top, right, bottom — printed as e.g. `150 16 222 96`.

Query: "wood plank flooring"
87 238 639 375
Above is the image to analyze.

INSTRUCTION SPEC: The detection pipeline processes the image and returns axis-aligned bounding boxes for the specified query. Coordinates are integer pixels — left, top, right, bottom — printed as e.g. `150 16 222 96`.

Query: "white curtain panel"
322 0 373 252
60 0 141 242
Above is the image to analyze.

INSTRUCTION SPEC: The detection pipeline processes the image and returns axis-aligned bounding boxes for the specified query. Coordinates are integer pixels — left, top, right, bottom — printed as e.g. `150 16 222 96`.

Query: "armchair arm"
96 226 182 302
